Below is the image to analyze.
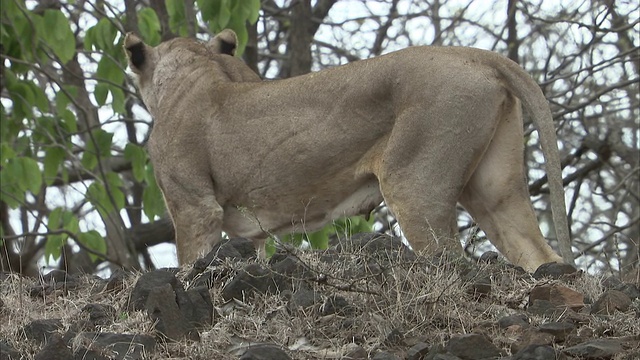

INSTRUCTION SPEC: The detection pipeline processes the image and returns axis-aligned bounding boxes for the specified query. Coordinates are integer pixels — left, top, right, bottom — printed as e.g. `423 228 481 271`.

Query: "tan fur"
124 31 571 272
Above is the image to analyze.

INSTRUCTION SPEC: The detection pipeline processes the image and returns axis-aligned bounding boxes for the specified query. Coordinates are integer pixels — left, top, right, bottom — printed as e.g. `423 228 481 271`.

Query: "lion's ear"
124 33 151 73
208 29 237 56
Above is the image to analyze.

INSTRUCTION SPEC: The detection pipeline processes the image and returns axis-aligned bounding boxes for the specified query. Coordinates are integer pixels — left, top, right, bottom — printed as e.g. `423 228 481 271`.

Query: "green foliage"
278 215 375 251
196 0 261 55
0 0 260 267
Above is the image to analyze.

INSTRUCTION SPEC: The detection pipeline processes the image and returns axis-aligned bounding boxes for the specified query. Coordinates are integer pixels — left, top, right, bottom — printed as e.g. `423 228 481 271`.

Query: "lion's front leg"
161 185 224 265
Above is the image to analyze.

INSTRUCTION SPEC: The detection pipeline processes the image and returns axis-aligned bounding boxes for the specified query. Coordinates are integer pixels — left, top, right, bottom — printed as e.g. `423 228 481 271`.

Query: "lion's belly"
221 178 383 239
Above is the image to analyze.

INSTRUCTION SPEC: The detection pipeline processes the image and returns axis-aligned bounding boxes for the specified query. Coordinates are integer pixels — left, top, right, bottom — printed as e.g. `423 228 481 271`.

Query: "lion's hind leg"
375 105 499 257
458 98 562 272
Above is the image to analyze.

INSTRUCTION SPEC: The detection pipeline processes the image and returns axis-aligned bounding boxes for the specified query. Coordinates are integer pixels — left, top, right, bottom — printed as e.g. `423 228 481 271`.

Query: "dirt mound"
1 234 639 359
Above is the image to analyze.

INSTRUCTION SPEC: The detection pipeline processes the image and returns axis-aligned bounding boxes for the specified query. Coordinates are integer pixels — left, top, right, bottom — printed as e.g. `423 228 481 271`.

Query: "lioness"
124 30 572 272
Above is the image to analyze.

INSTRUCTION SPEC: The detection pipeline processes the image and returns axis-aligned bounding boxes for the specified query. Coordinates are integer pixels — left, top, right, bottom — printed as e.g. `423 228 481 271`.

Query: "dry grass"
1 247 639 359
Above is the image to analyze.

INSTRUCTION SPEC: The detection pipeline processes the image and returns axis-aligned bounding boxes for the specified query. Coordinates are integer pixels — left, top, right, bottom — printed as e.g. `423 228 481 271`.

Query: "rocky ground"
1 233 639 360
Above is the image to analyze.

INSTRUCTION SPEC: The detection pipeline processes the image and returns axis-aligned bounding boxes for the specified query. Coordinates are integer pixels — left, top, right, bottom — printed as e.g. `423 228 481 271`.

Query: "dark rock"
562 338 623 359
532 262 578 279
42 269 75 284
512 329 554 354
287 287 320 312
145 283 199 341
445 333 502 359
81 304 116 328
1 339 21 360
344 343 368 359
384 328 405 346
222 263 275 301
34 334 72 360
319 295 356 316
128 269 183 311
194 237 256 270
73 332 156 360
407 342 430 360
526 299 559 316
602 275 624 290
239 344 292 360
620 283 640 300
512 345 559 360
103 269 126 293
371 351 401 360
538 321 575 341
498 314 530 329
333 233 415 261
178 286 214 328
590 290 632 315
271 255 314 291
479 251 499 263
429 355 462 360
20 318 63 345
468 276 492 297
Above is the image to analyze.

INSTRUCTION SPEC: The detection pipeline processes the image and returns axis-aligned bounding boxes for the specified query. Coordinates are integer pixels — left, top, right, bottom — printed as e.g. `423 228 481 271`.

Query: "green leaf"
138 8 161 46
166 0 187 35
94 83 109 106
0 143 16 163
81 129 113 170
78 230 107 263
87 182 112 217
143 165 165 220
44 233 65 263
110 86 125 114
43 10 76 63
105 172 125 211
43 146 65 185
17 157 43 195
124 143 147 182
217 0 232 29
197 0 218 22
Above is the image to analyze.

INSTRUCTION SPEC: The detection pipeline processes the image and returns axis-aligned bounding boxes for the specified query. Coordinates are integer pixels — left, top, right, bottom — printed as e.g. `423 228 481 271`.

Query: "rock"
512 344 560 360
178 286 215 328
34 334 72 360
468 276 492 298
407 342 430 360
239 344 292 360
590 290 632 315
194 237 255 271
445 333 502 359
532 262 578 279
538 321 575 342
287 287 320 312
319 295 356 316
343 343 368 359
511 329 554 354
562 338 624 359
333 233 415 261
271 255 314 291
20 318 63 345
128 269 183 311
371 351 401 360
478 251 499 263
145 283 199 341
498 314 530 329
1 339 21 360
73 332 156 360
103 269 126 293
81 303 116 328
529 285 584 312
384 328 405 346
222 263 275 300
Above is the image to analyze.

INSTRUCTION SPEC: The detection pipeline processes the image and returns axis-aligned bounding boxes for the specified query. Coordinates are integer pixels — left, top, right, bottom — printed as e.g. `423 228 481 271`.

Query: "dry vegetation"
1 240 639 359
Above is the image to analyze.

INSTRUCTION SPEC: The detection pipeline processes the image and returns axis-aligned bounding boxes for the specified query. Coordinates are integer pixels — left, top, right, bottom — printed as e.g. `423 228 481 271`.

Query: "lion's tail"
493 56 574 266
